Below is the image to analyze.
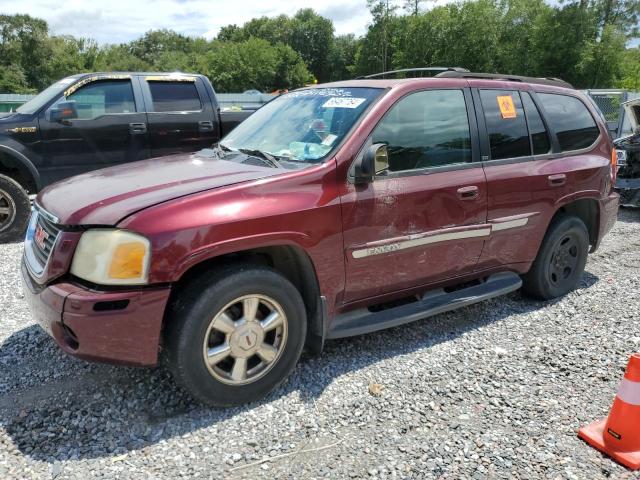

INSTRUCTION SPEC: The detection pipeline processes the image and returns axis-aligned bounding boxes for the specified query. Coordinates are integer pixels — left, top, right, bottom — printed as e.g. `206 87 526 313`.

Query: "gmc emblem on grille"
34 224 49 250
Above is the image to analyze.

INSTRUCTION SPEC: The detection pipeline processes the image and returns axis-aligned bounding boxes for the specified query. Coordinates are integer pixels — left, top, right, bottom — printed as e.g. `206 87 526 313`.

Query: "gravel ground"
1 209 639 479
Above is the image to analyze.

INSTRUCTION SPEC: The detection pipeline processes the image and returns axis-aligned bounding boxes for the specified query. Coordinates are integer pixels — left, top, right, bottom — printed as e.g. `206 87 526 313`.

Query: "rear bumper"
21 260 171 366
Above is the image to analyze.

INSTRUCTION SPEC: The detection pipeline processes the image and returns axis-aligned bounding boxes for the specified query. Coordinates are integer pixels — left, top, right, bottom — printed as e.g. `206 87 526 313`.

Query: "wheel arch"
0 145 40 193
165 244 326 354
552 196 600 252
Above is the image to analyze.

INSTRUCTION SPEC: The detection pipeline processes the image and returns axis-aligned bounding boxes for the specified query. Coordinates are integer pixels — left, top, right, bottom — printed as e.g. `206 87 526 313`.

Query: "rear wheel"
0 174 30 243
522 215 589 300
164 265 307 406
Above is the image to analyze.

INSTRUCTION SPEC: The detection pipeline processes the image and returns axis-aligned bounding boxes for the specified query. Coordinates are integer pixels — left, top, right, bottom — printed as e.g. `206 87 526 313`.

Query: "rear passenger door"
142 76 218 157
474 88 601 270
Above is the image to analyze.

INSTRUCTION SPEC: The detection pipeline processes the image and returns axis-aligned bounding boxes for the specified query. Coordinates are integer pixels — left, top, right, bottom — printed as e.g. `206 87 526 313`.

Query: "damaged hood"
38 151 283 225
623 98 640 136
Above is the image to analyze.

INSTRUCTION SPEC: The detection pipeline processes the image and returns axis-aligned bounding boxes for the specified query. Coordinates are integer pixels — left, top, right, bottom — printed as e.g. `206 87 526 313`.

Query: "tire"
164 264 307 407
0 174 30 243
522 215 589 300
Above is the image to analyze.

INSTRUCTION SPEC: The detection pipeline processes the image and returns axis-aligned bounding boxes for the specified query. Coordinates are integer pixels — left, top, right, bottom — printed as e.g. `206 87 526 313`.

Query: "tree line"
0 0 638 94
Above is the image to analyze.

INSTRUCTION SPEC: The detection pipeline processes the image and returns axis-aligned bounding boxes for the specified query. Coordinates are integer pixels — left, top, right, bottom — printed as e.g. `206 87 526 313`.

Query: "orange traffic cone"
578 353 640 470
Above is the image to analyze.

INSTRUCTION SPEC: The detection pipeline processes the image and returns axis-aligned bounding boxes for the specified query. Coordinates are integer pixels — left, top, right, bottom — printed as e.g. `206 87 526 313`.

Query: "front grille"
24 208 62 278
31 214 60 267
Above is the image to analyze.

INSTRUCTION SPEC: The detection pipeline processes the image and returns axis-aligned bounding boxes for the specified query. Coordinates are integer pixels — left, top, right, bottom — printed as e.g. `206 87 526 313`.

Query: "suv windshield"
16 76 79 114
221 87 383 163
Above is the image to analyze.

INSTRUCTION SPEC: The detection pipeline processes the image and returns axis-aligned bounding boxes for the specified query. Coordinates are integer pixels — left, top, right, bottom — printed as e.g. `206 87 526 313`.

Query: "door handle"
548 174 566 187
457 185 480 201
198 120 214 133
129 122 147 135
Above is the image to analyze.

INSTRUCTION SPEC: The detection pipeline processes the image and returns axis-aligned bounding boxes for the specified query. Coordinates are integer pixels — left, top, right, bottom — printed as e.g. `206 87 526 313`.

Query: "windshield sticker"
322 133 338 146
322 97 366 109
497 95 517 119
285 88 355 99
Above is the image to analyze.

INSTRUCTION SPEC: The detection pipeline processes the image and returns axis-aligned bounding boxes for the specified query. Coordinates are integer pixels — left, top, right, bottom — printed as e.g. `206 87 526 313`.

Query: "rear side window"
537 93 599 151
148 81 202 112
521 92 551 155
371 89 472 172
480 90 530 160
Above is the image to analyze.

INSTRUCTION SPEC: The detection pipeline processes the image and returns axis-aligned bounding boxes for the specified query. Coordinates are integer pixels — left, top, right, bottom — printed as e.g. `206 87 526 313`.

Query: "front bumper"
615 177 640 207
21 260 171 366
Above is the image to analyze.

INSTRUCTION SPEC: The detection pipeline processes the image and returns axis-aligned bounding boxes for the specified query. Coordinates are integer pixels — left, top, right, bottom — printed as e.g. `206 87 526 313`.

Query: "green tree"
617 47 640 90
128 30 193 66
0 14 51 90
327 34 359 81
94 44 152 72
200 38 312 92
289 9 335 81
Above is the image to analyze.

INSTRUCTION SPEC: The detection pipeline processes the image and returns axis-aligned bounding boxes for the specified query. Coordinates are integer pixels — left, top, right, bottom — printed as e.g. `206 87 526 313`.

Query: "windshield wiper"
237 148 284 169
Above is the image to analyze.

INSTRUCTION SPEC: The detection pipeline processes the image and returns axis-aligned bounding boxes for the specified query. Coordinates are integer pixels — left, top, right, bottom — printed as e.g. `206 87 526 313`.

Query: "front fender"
173 231 312 280
0 138 42 190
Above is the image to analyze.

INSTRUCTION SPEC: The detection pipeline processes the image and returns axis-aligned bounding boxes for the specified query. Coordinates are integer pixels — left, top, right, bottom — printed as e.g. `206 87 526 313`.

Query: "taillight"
611 147 617 184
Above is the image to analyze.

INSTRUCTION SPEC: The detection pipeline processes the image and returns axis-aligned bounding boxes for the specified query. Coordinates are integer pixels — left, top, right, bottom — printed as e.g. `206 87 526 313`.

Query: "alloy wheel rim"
0 189 16 233
548 234 580 286
202 294 288 385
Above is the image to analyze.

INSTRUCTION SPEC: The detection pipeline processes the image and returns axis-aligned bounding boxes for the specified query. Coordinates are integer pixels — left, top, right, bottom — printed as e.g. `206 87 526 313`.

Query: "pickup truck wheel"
0 174 30 243
522 215 589 300
165 265 307 406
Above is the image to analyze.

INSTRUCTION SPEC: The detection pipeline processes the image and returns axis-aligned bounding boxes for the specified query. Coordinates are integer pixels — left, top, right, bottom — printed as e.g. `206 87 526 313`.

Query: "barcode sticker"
322 97 366 109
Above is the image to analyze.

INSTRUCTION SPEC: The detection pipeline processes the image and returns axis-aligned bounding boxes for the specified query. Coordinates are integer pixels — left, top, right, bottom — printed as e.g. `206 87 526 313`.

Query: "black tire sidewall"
524 216 589 300
166 266 307 407
0 174 30 243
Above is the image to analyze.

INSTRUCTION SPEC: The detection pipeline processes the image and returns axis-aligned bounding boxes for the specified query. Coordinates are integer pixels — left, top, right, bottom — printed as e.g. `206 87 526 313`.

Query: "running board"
327 272 522 339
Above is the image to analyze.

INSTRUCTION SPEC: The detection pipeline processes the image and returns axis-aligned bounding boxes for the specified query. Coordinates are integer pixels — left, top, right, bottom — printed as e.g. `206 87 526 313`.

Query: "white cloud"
0 0 374 44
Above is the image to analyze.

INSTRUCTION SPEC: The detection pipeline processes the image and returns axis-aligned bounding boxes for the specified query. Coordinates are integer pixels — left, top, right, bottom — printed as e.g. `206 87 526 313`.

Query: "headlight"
70 229 151 285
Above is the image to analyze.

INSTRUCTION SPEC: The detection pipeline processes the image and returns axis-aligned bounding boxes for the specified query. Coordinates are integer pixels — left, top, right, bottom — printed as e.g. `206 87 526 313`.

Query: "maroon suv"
22 69 619 406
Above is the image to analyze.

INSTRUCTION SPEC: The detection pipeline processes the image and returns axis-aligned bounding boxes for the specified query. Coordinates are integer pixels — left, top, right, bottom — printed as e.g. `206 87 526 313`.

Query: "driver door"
340 88 488 303
38 77 149 186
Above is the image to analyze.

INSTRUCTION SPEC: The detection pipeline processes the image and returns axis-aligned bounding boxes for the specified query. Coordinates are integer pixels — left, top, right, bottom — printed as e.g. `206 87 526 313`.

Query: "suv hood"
38 152 283 225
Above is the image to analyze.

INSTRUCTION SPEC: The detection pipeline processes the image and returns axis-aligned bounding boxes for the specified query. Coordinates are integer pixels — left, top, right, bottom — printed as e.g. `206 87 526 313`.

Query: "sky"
1 0 637 46
0 0 377 44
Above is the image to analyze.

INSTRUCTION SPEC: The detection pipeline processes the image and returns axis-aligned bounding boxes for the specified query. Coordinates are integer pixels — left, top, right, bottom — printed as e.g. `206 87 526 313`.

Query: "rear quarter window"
537 93 600 151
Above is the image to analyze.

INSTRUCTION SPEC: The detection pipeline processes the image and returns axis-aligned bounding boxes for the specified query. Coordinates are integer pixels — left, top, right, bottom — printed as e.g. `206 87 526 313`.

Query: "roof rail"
435 71 573 89
356 67 469 79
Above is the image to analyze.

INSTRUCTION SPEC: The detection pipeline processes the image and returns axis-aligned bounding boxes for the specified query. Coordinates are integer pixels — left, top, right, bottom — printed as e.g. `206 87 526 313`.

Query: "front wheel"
522 215 589 300
0 174 30 243
164 265 307 406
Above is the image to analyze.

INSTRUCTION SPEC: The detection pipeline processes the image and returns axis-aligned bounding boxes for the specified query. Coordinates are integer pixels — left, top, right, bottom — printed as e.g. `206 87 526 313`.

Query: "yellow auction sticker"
497 95 517 119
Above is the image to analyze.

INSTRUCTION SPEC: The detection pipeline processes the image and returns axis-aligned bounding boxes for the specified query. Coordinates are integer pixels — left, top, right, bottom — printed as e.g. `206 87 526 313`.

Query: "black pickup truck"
0 72 253 241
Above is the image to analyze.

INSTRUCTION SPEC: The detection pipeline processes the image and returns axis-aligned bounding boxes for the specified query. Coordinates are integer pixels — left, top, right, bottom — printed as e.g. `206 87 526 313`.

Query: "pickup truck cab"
22 69 619 406
0 72 252 241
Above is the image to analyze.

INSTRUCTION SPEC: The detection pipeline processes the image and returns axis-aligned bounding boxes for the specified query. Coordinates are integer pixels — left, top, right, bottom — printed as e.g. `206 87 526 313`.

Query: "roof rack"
435 71 573 89
356 67 469 79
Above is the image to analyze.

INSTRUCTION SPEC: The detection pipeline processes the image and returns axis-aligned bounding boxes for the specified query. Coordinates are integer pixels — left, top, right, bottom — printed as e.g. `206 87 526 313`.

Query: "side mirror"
354 143 388 184
50 101 78 123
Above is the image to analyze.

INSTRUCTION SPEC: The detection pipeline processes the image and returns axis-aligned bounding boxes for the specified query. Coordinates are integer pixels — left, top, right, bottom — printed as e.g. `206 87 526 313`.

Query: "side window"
521 92 551 155
371 89 472 173
479 90 530 160
65 80 135 120
148 81 202 112
537 93 600 151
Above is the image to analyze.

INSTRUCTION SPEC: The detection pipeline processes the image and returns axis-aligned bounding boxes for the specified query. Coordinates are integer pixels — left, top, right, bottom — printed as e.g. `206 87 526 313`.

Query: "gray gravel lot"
1 209 639 479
